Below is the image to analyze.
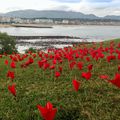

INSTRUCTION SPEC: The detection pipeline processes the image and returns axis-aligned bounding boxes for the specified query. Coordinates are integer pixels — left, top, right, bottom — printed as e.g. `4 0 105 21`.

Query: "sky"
0 0 120 16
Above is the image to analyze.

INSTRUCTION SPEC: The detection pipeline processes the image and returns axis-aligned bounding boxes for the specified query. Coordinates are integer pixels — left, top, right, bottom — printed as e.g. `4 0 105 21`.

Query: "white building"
0 16 11 23
36 19 53 24
62 20 69 24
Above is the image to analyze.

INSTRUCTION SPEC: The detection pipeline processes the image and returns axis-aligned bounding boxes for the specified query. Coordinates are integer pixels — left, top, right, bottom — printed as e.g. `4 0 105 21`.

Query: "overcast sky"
0 0 120 16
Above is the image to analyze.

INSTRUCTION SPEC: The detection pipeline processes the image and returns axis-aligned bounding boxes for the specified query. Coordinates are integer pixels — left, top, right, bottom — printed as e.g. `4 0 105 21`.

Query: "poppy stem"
14 96 17 101
51 70 53 80
43 70 45 80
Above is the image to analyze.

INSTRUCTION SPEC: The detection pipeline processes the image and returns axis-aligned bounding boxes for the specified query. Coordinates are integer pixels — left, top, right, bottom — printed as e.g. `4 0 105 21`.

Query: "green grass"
0 39 120 120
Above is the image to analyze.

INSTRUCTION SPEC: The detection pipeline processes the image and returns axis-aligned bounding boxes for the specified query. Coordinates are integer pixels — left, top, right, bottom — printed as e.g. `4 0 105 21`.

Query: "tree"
0 32 17 54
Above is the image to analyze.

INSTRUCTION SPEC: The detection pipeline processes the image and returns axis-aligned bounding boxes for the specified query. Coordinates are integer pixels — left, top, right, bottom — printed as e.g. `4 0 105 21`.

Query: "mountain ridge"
1 10 120 20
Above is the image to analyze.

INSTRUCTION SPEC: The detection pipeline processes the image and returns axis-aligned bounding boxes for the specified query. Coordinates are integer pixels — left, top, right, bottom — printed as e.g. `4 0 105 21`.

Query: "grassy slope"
0 39 120 120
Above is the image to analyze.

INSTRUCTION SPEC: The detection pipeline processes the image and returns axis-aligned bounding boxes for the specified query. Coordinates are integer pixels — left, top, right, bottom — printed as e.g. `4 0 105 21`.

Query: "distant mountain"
104 15 120 20
0 13 3 16
2 10 120 20
3 10 99 19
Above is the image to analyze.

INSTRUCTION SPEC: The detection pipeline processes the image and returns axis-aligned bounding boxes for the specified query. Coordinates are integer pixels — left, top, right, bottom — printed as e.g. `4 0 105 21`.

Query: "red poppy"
5 60 8 65
8 84 16 97
0 55 2 58
28 57 34 64
32 54 36 58
77 62 83 70
117 43 120 48
52 59 57 64
106 55 116 62
43 63 50 70
7 71 15 80
69 61 76 70
38 60 44 68
50 65 55 70
109 73 120 88
82 72 91 80
99 75 109 80
75 53 79 58
12 56 18 62
86 57 90 62
88 64 93 71
59 59 63 63
37 101 57 120
118 65 120 71
55 71 60 78
10 61 16 68
118 54 120 60
72 79 80 92
59 66 62 73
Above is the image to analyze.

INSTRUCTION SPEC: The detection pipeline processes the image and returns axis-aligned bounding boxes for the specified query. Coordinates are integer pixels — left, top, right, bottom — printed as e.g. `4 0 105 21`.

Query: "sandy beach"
0 24 12 27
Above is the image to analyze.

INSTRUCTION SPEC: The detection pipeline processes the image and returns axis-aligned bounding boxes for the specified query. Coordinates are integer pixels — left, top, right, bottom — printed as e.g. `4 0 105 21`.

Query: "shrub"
0 32 17 54
25 47 37 53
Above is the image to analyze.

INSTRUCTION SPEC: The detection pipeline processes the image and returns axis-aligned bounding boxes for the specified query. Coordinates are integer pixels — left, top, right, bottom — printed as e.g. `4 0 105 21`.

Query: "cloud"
50 5 70 11
0 0 120 16
84 0 112 2
68 0 120 16
51 0 81 3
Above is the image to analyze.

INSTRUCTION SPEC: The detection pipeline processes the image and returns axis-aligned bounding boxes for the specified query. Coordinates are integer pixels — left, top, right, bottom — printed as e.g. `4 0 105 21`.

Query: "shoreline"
11 24 53 28
0 23 120 28
0 24 53 28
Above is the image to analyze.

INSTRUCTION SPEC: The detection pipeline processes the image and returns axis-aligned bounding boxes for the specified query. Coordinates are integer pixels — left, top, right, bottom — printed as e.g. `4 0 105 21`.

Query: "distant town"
0 16 120 26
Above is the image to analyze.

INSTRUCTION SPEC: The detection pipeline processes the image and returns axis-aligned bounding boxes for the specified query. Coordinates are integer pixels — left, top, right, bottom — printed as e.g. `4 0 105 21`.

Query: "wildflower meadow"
0 39 120 120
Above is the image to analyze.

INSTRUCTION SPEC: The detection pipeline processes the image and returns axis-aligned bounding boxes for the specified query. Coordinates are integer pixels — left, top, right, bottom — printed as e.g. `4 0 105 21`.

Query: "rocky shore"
15 35 90 52
11 35 82 40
